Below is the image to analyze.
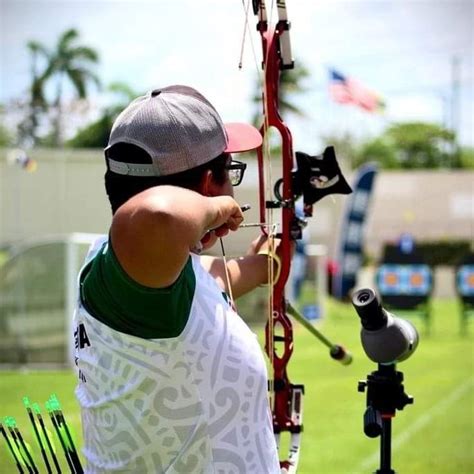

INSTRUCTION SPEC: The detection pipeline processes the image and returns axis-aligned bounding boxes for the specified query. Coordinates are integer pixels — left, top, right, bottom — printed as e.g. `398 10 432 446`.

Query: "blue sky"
1 0 472 149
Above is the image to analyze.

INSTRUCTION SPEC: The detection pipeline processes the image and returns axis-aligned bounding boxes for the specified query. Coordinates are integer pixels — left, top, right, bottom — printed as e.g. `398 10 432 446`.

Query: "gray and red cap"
105 85 262 177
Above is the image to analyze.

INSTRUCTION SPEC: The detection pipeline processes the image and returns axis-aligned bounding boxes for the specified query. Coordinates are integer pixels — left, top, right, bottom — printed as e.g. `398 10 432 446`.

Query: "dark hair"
104 143 229 214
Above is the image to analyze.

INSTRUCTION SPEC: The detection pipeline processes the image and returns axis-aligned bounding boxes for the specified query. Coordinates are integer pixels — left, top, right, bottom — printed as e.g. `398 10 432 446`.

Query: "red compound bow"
251 1 353 471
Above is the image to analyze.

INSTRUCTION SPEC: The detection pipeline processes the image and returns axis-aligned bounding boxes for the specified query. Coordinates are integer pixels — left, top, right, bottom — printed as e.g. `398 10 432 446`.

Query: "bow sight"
271 146 352 238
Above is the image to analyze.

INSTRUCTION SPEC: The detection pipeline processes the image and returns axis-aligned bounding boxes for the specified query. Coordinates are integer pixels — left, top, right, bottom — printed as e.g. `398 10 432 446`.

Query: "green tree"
67 82 139 148
0 124 13 147
0 104 13 147
66 114 112 149
28 29 100 146
321 132 360 169
355 122 461 169
459 146 474 169
354 137 398 169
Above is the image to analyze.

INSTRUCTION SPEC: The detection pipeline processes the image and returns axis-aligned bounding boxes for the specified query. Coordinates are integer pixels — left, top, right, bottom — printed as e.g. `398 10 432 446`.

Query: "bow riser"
255 10 304 471
253 1 311 470
257 27 296 292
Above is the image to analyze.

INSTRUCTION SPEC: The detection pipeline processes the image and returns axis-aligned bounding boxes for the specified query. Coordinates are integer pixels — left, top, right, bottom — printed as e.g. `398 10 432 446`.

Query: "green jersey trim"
80 240 196 339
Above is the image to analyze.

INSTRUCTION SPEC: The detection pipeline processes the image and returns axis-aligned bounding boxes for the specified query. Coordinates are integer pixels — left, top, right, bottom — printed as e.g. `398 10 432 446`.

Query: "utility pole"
451 55 461 161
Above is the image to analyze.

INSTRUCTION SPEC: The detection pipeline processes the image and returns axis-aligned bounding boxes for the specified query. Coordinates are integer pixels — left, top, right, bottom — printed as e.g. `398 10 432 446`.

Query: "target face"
457 265 474 297
377 264 432 296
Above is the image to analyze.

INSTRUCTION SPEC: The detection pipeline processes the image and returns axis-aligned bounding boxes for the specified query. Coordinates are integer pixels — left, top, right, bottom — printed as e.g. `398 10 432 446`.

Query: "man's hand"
209 196 245 235
200 196 244 247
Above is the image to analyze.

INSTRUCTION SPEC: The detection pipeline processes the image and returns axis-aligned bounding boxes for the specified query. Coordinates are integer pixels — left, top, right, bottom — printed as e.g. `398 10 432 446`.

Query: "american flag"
329 68 385 113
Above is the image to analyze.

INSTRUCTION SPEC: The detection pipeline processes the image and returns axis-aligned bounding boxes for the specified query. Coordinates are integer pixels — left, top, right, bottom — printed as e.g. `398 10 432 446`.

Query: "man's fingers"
214 226 230 238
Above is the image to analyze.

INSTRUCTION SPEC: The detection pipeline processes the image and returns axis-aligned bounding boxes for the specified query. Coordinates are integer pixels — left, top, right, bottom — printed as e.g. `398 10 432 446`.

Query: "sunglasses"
225 159 247 186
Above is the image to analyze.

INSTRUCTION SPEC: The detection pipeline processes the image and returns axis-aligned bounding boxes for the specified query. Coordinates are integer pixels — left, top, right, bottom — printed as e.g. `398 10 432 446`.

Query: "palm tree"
33 29 100 146
18 41 50 145
250 60 310 157
27 41 49 107
251 60 310 127
67 82 141 148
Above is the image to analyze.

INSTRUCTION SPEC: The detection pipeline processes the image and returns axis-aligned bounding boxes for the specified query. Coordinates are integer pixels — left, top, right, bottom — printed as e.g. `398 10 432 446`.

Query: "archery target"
376 264 432 296
456 265 474 297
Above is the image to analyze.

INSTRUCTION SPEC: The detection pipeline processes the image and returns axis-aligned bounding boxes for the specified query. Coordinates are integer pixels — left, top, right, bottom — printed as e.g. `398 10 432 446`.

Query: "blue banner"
332 163 378 299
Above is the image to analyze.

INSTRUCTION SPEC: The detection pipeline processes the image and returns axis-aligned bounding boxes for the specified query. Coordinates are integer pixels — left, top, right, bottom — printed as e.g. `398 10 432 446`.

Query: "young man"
74 85 281 473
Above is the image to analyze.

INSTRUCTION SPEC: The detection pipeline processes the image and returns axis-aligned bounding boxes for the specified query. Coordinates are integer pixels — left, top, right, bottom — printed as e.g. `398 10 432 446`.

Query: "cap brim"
224 122 262 153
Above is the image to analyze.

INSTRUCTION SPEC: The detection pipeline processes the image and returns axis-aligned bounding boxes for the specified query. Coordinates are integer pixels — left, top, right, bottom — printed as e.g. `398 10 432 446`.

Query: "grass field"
1 297 473 473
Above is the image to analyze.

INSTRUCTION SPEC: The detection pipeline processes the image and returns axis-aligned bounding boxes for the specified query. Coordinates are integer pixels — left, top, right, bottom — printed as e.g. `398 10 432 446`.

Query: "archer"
74 85 282 473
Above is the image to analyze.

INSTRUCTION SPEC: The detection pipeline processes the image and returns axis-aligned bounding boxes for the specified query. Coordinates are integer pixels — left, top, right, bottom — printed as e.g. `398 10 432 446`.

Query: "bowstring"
219 237 236 309
238 0 260 72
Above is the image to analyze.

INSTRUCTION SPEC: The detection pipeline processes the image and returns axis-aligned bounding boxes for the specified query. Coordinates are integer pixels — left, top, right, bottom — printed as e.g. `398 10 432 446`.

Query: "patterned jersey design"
75 244 279 473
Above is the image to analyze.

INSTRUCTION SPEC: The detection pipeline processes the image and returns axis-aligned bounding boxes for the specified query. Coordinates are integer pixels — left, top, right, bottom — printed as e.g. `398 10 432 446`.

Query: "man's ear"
200 169 214 197
200 170 221 197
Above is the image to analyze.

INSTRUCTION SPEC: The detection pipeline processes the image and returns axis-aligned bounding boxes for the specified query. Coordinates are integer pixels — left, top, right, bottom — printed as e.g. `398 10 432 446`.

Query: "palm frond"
279 99 307 118
68 69 87 98
67 68 100 97
250 58 310 121
57 29 80 52
69 46 99 63
27 40 50 58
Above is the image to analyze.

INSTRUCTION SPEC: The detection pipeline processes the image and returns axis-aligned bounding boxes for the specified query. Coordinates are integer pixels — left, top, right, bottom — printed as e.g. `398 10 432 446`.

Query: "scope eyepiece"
353 289 376 305
352 288 386 331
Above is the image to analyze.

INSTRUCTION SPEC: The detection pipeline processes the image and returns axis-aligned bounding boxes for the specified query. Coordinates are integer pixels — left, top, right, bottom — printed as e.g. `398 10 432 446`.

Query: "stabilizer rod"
286 301 352 365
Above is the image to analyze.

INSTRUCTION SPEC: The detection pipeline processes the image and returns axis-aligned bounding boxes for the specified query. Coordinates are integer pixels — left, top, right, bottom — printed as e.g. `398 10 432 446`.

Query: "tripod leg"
376 417 395 474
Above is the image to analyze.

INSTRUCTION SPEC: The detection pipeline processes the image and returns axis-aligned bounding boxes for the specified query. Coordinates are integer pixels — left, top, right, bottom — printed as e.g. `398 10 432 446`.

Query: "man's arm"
110 185 244 288
200 254 268 299
201 235 285 299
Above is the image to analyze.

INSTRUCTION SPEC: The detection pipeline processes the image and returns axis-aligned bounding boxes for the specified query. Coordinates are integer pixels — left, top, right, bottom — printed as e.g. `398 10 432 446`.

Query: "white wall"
1 148 111 246
1 149 473 263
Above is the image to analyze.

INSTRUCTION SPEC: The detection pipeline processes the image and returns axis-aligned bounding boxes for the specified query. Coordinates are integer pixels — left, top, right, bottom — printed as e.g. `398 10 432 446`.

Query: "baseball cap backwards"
106 85 262 177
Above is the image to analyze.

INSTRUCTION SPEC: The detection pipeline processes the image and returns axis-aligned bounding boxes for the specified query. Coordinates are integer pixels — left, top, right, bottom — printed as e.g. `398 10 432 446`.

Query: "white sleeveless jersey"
74 241 279 473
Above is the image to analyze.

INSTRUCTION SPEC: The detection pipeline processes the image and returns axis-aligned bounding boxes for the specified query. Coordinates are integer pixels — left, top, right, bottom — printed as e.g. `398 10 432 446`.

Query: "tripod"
358 363 414 474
